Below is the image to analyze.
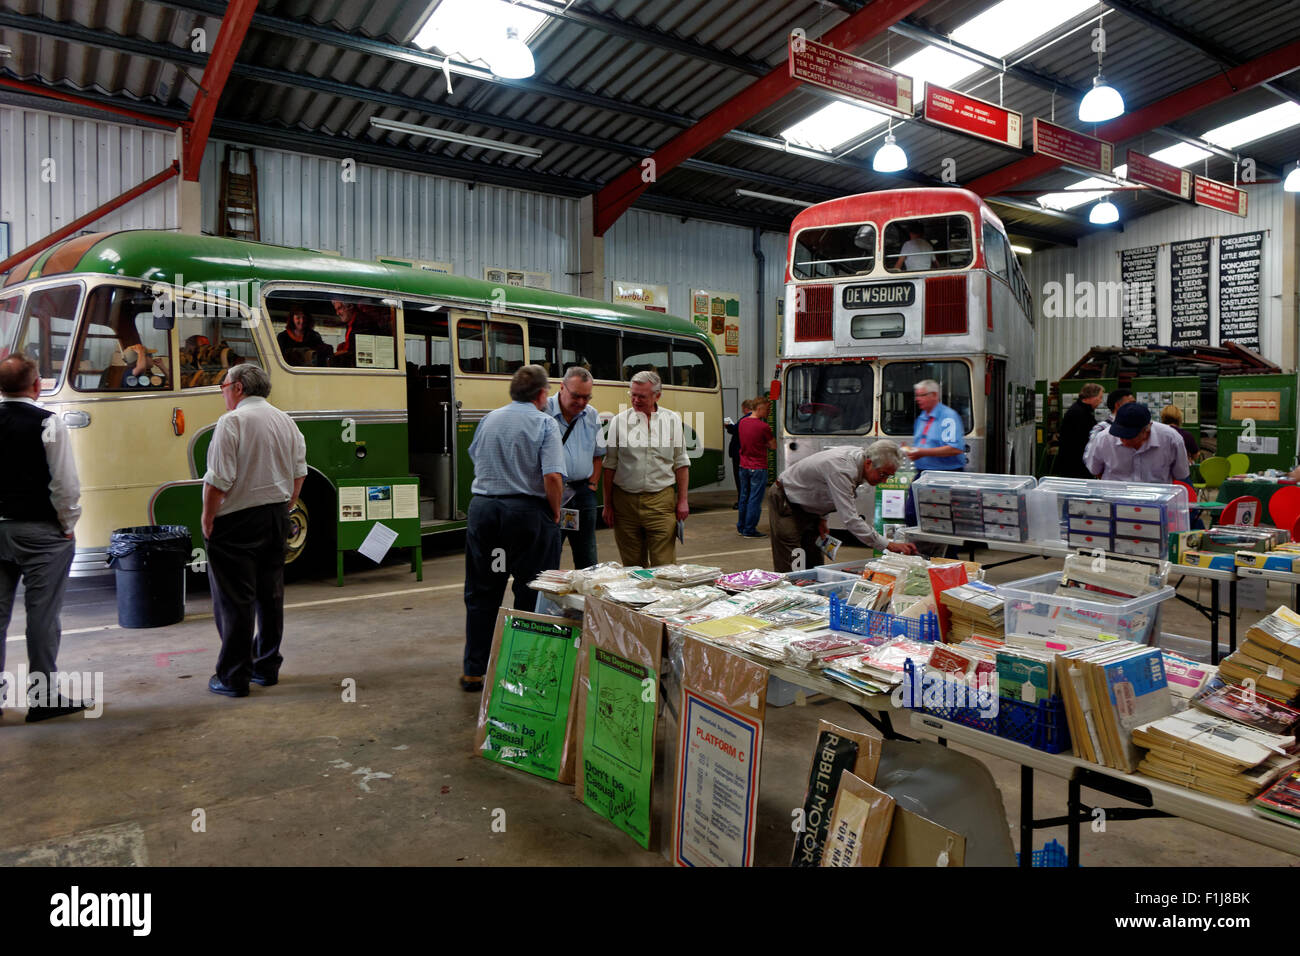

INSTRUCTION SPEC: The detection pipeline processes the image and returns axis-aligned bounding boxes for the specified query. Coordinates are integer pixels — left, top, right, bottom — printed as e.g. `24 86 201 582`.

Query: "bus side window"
560 324 619 381
670 338 718 389
457 318 486 374
528 319 559 375
179 299 260 389
983 222 1010 282
74 285 173 392
0 291 23 360
487 320 525 375
621 332 670 381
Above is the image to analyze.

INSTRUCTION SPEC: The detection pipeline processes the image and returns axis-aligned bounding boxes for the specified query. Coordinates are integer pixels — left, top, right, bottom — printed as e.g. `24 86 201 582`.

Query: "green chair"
1198 456 1231 500
1226 453 1250 477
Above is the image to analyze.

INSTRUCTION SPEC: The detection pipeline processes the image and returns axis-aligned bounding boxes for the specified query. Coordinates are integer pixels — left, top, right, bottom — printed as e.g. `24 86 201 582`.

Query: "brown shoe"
459 675 485 693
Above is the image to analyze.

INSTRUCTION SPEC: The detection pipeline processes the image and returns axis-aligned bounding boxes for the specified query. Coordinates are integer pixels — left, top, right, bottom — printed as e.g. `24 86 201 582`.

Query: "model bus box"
982 492 1019 509
919 518 955 535
1069 532 1112 550
984 524 1024 541
1115 521 1163 540
1236 551 1300 572
984 508 1022 526
1067 499 1111 518
1114 537 1163 558
1067 516 1111 533
952 521 985 536
951 504 984 521
916 487 953 505
919 503 952 519
1180 550 1236 571
1116 504 1165 523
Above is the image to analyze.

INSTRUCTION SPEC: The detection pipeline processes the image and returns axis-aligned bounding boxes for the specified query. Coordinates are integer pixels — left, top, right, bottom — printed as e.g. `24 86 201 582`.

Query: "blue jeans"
737 468 768 535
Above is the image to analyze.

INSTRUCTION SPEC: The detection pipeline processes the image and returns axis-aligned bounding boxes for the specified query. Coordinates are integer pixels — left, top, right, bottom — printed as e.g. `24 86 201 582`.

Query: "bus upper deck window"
792 224 875 280
884 216 973 273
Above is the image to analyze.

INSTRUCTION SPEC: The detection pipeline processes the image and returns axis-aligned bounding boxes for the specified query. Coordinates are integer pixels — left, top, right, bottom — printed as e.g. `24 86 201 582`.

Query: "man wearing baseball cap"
1084 402 1189 484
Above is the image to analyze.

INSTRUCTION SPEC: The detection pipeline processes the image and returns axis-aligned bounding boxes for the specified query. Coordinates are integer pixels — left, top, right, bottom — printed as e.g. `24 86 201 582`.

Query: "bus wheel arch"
286 468 336 572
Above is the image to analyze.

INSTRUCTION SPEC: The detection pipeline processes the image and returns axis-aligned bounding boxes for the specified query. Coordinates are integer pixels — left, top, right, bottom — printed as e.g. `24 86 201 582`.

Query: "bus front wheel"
285 481 337 577
286 498 310 565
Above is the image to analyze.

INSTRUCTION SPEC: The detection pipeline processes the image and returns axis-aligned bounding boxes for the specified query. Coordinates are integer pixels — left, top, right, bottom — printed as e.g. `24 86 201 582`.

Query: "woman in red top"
737 398 776 537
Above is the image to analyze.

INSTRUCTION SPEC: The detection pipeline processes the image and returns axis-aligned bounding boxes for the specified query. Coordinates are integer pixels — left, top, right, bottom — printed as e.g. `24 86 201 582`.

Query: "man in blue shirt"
545 367 606 569
904 379 967 528
462 365 564 693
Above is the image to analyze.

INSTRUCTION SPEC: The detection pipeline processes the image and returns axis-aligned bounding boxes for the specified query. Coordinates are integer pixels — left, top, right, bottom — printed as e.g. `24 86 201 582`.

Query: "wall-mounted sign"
788 37 912 117
1120 245 1159 348
691 289 740 356
923 83 1021 148
1169 238 1210 346
611 280 670 313
1218 231 1263 349
1194 176 1248 218
1126 150 1192 200
484 267 552 289
1032 118 1113 175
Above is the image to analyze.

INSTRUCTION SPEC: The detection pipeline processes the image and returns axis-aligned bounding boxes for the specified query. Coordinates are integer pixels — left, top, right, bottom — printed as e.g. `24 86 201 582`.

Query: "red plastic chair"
1220 495 1262 527
1291 514 1300 545
1173 480 1196 503
1267 486 1300 536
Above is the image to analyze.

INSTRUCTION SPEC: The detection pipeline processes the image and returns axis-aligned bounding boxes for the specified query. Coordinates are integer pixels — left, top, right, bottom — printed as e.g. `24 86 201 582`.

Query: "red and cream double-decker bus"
777 187 1036 478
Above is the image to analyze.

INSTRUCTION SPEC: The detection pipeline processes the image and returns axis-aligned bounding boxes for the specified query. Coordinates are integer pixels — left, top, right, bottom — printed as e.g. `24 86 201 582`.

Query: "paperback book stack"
938 582 1004 642
1132 710 1298 803
1216 606 1300 702
1254 771 1300 829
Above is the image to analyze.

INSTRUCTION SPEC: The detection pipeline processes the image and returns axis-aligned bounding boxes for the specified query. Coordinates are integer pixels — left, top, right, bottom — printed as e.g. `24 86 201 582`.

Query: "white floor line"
677 546 769 560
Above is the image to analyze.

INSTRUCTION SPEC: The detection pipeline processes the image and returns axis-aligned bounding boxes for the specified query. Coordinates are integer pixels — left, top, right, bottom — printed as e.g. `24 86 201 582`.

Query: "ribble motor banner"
791 720 883 867
671 635 768 867
573 596 664 849
475 609 582 782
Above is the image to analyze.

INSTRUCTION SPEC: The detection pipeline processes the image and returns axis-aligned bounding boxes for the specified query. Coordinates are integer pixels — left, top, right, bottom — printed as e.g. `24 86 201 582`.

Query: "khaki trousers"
767 482 823 573
612 485 677 568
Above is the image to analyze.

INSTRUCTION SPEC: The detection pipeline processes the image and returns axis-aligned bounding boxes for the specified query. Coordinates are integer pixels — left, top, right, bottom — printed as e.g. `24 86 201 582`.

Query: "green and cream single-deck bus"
0 231 723 574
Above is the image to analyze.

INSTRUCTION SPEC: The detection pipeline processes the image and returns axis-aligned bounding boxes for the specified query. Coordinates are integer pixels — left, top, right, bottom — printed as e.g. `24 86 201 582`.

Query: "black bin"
107 525 192 628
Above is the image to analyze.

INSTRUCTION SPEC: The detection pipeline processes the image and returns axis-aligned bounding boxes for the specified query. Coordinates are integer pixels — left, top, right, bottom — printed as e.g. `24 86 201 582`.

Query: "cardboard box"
1069 532 1112 550
1116 521 1162 540
1115 504 1164 522
1180 550 1236 570
982 492 1019 509
1114 537 1163 558
919 503 951 519
1067 498 1111 518
920 518 954 534
984 507 1022 526
916 486 952 504
1067 516 1110 533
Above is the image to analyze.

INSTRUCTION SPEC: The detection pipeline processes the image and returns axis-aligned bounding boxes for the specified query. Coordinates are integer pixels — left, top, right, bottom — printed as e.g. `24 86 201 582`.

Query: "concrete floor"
0 492 1295 866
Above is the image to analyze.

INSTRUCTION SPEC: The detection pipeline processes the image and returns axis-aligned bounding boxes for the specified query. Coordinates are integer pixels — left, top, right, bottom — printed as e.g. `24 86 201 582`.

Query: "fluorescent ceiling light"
781 0 1093 151
412 0 545 72
1010 244 1032 255
1149 142 1212 167
369 116 543 158
1089 199 1119 224
735 189 815 207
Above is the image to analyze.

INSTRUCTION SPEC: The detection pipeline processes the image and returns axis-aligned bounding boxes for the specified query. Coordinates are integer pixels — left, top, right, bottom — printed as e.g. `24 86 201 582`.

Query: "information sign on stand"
335 476 423 586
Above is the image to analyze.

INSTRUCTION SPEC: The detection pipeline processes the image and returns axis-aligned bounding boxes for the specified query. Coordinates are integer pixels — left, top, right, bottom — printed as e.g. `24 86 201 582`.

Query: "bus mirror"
153 313 175 331
769 380 781 400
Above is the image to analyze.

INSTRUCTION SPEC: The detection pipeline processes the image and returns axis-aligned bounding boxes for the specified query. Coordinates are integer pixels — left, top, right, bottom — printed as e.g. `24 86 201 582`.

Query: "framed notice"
1120 246 1159 347
788 36 912 117
611 279 670 313
377 256 453 274
691 288 740 356
1169 238 1210 346
923 83 1021 148
1218 232 1263 349
484 267 552 289
1032 118 1113 174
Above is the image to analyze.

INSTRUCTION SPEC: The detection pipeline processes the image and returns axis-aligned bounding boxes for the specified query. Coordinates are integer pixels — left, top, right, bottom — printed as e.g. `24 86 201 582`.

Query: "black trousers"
463 495 560 677
206 502 289 689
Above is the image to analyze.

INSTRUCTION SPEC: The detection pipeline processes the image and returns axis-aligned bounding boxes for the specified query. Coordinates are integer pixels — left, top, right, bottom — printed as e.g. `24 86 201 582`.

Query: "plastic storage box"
911 472 1036 541
783 567 857 587
996 571 1174 644
1030 478 1190 557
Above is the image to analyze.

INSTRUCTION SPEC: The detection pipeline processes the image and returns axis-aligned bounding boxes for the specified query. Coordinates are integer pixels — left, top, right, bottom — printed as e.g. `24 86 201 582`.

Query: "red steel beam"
0 77 179 128
182 0 259 180
0 162 180 276
967 38 1300 197
591 0 931 235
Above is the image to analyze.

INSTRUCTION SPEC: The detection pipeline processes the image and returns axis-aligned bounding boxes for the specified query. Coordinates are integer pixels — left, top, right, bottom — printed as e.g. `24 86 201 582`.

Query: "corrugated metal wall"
1024 184 1289 382
604 208 787 402
0 105 178 254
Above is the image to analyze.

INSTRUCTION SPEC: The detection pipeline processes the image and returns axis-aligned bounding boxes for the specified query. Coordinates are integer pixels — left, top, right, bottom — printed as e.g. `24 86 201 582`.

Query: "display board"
1169 238 1211 346
335 476 423 586
1130 375 1202 450
1217 374 1297 472
690 289 740 356
1120 246 1159 347
610 279 670 313
1218 232 1264 350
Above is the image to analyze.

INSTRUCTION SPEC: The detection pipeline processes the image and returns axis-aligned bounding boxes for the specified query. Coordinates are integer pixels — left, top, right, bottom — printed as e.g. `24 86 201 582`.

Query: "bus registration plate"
842 283 914 308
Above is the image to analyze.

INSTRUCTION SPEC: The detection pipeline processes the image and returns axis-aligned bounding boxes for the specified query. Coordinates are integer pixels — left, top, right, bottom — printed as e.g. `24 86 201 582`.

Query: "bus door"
402 302 455 522
986 358 1007 473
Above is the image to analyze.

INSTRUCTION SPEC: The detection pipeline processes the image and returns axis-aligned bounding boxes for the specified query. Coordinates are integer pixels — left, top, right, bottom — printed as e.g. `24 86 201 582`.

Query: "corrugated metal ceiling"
1 0 1298 247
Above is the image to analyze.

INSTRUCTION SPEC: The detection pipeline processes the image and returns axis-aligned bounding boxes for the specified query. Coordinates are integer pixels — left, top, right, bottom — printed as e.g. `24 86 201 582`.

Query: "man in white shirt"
202 364 308 697
602 370 690 567
893 223 935 271
0 355 89 721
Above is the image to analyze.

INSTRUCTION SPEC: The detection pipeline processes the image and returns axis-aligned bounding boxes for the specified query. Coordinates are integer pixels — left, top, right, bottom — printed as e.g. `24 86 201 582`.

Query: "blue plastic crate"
900 659 998 734
830 593 940 643
1016 839 1069 867
998 695 1072 754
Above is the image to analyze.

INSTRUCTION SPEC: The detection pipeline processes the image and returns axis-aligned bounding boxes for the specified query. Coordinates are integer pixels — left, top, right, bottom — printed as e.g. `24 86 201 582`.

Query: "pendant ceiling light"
1089 199 1119 224
489 26 535 79
1078 3 1125 123
1284 162 1300 192
872 125 907 173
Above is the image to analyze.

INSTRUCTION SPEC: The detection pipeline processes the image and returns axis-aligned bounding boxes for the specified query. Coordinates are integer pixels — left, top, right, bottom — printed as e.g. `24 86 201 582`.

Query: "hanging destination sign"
1126 150 1193 200
788 36 913 117
922 83 1022 148
1194 175 1248 217
1032 118 1114 174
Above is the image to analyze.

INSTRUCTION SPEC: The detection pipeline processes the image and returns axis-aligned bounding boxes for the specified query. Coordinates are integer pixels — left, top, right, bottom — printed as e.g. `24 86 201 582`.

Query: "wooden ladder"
217 145 260 241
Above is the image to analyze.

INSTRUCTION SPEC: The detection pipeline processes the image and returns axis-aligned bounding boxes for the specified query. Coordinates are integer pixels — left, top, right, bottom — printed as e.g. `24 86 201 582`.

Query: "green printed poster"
480 615 580 780
583 646 656 848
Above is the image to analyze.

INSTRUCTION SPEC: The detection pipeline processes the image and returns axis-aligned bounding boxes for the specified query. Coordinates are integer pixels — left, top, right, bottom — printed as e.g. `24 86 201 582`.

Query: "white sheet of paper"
392 482 419 520
358 522 399 564
881 489 906 519
338 485 365 521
